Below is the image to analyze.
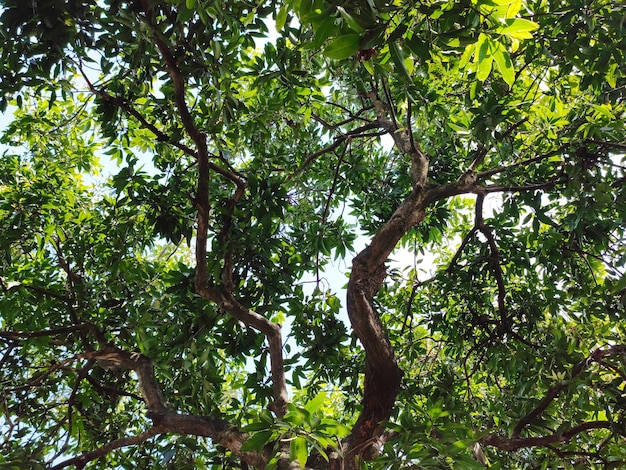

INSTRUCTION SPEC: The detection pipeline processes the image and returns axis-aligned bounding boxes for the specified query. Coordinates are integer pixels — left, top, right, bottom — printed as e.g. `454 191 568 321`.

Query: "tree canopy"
1 0 625 468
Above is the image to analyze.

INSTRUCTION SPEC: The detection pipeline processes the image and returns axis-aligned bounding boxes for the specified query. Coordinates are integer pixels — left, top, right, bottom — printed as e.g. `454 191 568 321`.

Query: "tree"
0 0 625 467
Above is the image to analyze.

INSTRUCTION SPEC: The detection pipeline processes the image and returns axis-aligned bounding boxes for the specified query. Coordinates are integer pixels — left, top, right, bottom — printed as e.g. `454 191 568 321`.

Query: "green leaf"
241 430 274 452
242 421 271 432
389 42 412 81
304 391 327 413
337 7 365 33
611 273 626 294
472 34 495 81
312 16 338 49
459 43 475 69
276 6 288 31
185 0 195 9
496 18 539 39
477 53 493 82
492 45 515 87
290 436 308 468
323 34 360 60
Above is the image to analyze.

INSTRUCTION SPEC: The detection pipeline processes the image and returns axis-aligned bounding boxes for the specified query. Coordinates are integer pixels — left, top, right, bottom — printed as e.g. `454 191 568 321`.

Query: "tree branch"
51 427 161 469
512 345 626 439
476 145 568 180
342 92 482 465
474 194 509 331
367 91 429 188
195 287 288 417
289 122 381 181
585 139 626 151
0 323 107 345
66 342 269 467
136 0 286 422
468 117 529 172
481 421 613 451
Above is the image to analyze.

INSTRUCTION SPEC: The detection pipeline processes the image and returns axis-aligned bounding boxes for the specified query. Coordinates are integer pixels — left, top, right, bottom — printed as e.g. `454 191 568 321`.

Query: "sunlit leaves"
496 18 539 39
460 33 516 86
0 0 625 468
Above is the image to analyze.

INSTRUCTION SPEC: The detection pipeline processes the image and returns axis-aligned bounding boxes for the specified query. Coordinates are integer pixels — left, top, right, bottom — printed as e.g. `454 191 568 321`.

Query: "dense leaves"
0 0 625 468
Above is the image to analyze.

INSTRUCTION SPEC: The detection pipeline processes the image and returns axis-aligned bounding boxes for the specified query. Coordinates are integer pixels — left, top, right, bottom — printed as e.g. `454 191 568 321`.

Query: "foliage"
0 0 625 468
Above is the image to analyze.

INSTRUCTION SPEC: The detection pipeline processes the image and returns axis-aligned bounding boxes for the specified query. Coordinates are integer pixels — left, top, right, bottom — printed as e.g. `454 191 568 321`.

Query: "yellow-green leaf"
290 436 308 468
474 35 494 81
459 43 475 69
477 55 493 81
505 0 522 18
276 6 288 31
497 18 539 39
304 391 326 413
493 46 515 87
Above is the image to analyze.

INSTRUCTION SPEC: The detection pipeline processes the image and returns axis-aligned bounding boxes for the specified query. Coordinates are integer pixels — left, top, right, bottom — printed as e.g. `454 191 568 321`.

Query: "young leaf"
304 391 327 413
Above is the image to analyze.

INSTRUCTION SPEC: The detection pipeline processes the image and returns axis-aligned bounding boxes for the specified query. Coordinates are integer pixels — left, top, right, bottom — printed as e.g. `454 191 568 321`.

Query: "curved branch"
474 194 510 331
51 427 160 469
289 122 381 181
73 344 269 467
512 345 626 439
138 0 286 422
481 421 613 451
343 92 480 465
195 287 288 417
476 145 568 180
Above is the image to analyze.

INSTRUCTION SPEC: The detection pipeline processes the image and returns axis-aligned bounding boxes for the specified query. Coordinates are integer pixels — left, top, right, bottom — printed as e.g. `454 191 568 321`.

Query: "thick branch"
138 0 213 296
80 343 269 467
136 0 286 421
343 92 481 464
136 4 283 421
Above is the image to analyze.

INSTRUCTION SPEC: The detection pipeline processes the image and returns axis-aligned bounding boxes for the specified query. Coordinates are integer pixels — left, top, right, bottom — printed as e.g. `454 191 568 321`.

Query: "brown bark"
47 344 270 469
341 91 482 467
481 421 613 451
